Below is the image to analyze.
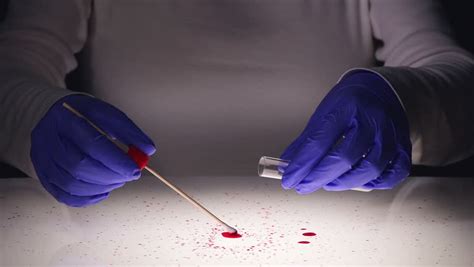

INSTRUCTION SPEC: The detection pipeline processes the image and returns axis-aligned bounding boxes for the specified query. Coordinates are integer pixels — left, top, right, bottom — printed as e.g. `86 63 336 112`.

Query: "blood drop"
298 241 310 244
221 231 242 238
302 232 316 236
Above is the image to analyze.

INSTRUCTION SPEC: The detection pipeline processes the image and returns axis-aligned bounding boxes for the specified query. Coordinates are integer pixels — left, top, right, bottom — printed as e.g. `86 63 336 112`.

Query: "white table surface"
1 175 473 266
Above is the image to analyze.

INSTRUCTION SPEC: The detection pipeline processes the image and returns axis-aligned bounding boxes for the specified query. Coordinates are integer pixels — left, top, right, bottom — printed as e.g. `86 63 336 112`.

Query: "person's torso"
80 0 375 176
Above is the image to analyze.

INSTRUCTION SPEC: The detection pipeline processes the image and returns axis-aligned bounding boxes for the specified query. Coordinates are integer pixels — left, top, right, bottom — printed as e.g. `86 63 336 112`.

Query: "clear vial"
257 156 289 179
257 156 372 192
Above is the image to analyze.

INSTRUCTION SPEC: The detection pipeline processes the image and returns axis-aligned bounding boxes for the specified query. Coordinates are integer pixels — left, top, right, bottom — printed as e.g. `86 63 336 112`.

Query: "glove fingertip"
322 185 339 191
281 173 298 189
131 169 142 178
130 139 156 156
281 180 293 190
361 182 375 189
143 144 157 156
295 185 317 195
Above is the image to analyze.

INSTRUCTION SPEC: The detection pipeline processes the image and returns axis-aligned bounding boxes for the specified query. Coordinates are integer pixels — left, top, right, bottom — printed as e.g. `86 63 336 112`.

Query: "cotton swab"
62 102 237 234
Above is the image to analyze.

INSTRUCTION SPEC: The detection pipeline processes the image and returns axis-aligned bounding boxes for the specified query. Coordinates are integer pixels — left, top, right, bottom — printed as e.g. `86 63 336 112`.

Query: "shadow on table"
0 162 27 178
386 176 474 221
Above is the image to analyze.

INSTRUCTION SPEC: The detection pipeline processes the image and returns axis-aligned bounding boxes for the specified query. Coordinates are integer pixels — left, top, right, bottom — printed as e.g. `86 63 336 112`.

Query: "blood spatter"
300 228 307 230
302 232 316 236
221 232 242 238
298 241 310 244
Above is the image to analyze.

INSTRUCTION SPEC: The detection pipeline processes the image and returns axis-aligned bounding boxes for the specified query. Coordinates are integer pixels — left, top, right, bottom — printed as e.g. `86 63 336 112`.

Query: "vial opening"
257 156 289 179
257 157 267 176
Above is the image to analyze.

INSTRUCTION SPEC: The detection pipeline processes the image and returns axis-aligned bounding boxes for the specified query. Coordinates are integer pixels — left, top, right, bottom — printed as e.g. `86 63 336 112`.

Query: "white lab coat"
0 0 473 178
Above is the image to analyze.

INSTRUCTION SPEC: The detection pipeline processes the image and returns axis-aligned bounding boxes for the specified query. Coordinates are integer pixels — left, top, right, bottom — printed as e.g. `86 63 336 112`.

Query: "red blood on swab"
127 146 149 169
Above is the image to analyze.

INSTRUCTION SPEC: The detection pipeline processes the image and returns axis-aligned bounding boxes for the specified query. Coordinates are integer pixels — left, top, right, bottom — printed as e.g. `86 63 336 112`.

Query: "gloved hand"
31 94 156 207
281 70 411 194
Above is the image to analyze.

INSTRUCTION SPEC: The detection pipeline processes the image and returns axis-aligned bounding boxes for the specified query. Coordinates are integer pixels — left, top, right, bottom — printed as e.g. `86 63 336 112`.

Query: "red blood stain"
298 241 310 244
300 228 307 230
221 232 242 238
302 232 316 236
127 146 149 169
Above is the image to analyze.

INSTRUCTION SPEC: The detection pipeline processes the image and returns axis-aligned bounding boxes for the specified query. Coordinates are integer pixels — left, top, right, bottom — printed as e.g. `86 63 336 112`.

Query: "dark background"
0 0 473 178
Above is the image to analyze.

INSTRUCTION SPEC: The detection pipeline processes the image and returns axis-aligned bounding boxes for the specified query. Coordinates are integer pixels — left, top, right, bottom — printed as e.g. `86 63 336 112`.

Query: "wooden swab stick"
143 165 237 233
62 102 237 234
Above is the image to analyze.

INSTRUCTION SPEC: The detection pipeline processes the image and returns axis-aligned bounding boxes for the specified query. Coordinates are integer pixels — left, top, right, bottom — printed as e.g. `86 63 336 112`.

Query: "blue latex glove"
31 94 156 207
281 70 411 193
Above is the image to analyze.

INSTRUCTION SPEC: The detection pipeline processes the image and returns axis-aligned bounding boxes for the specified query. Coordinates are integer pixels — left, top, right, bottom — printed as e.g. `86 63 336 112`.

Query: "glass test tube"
257 156 372 192
258 156 289 179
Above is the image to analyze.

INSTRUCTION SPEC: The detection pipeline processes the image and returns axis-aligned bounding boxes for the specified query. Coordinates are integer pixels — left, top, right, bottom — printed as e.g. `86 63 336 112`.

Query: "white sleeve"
367 0 474 166
0 0 91 177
